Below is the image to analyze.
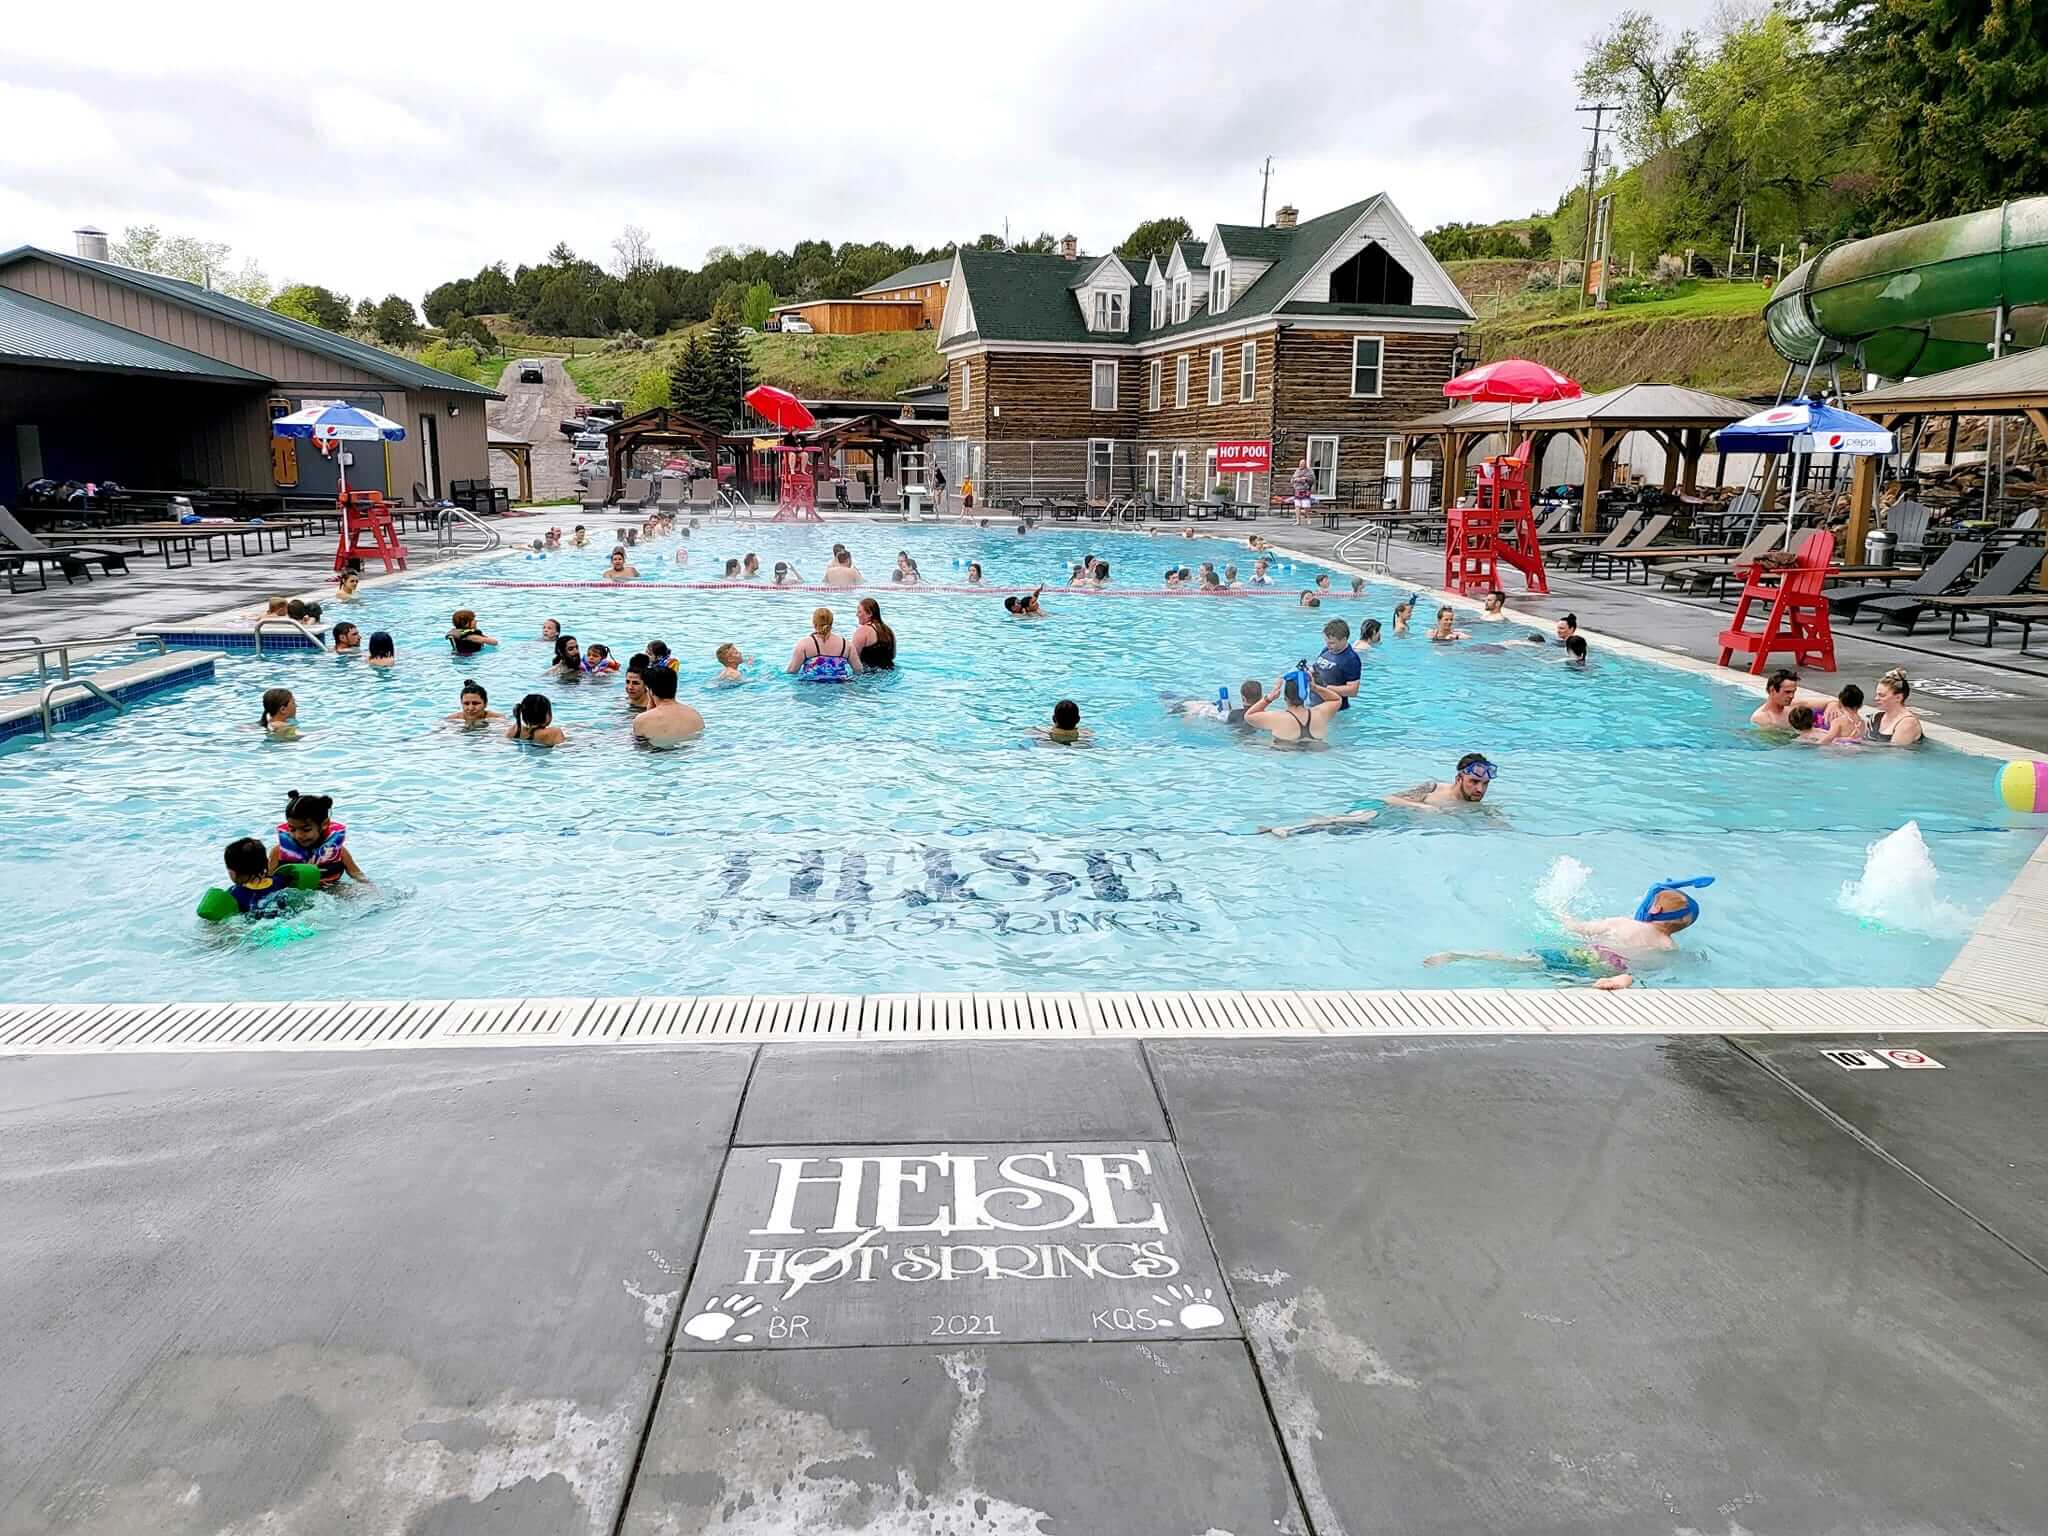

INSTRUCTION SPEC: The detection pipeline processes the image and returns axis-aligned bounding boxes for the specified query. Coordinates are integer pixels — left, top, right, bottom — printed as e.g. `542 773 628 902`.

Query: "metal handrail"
0 632 165 681
37 676 121 738
1334 518 1393 575
434 504 503 553
251 617 328 656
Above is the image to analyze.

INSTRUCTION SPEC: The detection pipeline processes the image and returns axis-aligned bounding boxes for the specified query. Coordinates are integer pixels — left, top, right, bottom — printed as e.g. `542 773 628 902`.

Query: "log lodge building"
936 195 1474 507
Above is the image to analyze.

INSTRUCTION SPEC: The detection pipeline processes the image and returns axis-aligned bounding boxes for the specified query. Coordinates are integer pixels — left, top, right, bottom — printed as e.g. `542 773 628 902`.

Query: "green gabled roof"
1214 222 1291 262
0 286 268 382
1175 240 1208 273
857 257 954 296
0 246 501 397
953 248 1107 344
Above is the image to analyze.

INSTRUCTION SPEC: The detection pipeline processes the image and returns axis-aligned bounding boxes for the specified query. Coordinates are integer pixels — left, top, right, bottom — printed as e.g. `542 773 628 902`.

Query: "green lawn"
1510 279 1772 332
562 327 945 407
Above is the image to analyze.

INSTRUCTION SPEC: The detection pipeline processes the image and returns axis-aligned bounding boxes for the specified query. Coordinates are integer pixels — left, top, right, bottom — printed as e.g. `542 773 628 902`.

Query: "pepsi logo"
1827 433 1844 447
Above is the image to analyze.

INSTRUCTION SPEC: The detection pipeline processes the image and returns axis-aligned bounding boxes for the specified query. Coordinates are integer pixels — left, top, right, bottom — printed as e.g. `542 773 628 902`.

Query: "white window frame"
1350 336 1384 399
1235 470 1254 503
1240 340 1256 403
1150 286 1164 326
1174 354 1189 409
1170 448 1188 501
1091 360 1118 412
1210 265 1229 314
1148 359 1162 412
1173 276 1189 324
1307 435 1340 500
1145 449 1161 495
1205 447 1221 496
961 362 972 414
1207 347 1224 406
1093 289 1125 332
1088 438 1115 498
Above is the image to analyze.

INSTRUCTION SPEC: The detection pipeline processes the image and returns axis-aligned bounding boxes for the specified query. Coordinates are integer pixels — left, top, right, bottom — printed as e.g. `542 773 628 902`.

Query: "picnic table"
42 517 312 568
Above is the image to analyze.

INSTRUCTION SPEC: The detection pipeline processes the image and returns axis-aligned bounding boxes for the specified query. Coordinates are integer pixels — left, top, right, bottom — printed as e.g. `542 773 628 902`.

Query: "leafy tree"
628 364 673 415
467 262 516 314
1116 216 1193 265
422 278 473 327
270 283 352 330
442 315 498 353
742 280 776 329
711 282 744 325
1826 0 2048 223
110 224 269 302
416 341 481 382
1526 224 1554 258
370 294 422 346
611 224 658 277
1013 231 1058 255
353 296 379 332
547 241 577 265
1575 11 1700 163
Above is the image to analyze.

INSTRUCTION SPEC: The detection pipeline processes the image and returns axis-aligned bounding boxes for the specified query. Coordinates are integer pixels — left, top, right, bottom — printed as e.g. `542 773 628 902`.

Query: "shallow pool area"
0 523 2037 1004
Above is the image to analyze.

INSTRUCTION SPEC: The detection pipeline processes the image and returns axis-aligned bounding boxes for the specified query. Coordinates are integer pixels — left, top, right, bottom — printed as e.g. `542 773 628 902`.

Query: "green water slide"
1764 197 2048 379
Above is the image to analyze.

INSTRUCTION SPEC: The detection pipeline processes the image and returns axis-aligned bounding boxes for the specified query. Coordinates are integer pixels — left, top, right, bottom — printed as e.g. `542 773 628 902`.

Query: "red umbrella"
1442 357 1581 405
744 384 816 433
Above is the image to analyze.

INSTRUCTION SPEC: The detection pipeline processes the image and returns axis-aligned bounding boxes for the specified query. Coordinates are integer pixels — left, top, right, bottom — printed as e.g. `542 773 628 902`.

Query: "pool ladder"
1334 518 1393 575
0 632 166 682
433 505 503 556
251 617 329 656
35 676 121 738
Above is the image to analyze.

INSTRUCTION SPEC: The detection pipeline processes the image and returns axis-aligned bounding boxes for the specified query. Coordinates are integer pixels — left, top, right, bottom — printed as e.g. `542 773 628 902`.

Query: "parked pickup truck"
559 416 597 438
585 401 624 422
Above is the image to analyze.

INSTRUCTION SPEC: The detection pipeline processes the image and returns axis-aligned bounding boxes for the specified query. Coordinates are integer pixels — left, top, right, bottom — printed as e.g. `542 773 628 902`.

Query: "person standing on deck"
1290 458 1316 526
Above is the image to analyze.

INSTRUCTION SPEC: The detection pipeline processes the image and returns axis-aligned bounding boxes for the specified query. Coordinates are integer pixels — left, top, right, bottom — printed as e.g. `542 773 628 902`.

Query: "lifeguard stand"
332 490 408 573
773 444 822 522
1443 441 1547 595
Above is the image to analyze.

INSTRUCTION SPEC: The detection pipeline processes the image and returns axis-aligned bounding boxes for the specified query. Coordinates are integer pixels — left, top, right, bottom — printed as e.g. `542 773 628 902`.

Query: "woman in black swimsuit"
853 597 897 670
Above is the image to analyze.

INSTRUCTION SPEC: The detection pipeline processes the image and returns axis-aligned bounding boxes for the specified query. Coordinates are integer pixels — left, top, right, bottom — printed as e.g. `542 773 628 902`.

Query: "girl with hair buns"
1865 668 1924 746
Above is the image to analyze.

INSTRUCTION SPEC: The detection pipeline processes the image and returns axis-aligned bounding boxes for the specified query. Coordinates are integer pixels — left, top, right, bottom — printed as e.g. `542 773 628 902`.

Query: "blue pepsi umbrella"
271 401 406 500
1714 397 1894 534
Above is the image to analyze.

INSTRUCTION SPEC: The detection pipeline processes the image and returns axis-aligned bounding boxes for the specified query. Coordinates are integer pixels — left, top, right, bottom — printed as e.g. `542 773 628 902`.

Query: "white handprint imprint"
682 1294 762 1343
1153 1285 1226 1330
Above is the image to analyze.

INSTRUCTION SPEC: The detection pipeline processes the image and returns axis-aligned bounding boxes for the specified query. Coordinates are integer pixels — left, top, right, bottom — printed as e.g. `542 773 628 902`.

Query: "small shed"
772 299 927 335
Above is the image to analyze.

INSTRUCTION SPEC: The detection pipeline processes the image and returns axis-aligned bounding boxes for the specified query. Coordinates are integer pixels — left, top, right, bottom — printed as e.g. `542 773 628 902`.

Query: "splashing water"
1839 822 1971 936
1536 856 1594 920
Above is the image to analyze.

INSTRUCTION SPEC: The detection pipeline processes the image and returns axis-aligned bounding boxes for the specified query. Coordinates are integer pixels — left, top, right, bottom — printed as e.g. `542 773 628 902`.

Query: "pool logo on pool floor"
1821 1047 1945 1070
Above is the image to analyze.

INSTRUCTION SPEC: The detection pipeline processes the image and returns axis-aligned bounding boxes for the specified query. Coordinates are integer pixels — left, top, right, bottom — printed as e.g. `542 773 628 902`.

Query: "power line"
1259 157 1274 226
1575 104 1618 309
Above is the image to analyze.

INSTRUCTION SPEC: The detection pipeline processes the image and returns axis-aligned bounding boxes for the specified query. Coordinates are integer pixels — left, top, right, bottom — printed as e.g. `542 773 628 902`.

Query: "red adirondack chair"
1717 528 1836 675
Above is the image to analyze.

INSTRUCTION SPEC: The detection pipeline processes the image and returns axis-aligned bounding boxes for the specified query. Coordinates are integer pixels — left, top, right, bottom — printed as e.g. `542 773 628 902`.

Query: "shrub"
1654 253 1687 288
417 341 481 381
628 365 672 414
1522 267 1558 293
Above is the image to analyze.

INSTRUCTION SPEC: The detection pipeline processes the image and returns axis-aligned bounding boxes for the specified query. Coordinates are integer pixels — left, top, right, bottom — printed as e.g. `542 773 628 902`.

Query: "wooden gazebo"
1510 384 1757 532
1394 401 1517 508
486 427 533 504
1847 349 2048 590
603 405 727 487
805 413 939 481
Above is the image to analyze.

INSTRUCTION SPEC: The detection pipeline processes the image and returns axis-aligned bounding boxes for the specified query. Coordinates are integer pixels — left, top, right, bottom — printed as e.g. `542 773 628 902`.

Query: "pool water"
0 524 2035 1003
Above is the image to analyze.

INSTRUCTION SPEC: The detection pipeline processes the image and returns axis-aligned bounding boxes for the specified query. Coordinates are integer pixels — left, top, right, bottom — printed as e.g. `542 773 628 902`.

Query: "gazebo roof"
1851 347 2048 411
806 412 940 450
1400 400 1520 432
1512 382 1757 428
487 426 531 448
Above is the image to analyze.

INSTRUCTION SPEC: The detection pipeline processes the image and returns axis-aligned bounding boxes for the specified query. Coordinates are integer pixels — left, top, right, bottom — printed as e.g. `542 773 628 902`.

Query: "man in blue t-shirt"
1309 618 1361 710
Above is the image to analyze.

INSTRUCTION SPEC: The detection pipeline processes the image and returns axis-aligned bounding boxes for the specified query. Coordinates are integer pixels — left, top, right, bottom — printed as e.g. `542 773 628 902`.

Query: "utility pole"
1575 103 1617 310
1259 157 1274 226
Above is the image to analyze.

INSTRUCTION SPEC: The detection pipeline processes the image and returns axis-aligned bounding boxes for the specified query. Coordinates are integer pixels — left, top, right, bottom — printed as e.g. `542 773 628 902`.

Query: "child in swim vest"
271 790 367 885
582 643 622 674
446 608 498 656
198 836 322 921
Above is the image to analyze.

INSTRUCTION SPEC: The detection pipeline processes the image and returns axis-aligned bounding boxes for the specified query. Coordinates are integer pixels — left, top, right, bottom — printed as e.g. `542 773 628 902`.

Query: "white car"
780 317 814 334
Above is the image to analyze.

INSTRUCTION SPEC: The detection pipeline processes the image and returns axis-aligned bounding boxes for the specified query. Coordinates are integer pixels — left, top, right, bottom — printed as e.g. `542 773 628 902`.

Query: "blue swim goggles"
1460 758 1499 782
1636 875 1715 924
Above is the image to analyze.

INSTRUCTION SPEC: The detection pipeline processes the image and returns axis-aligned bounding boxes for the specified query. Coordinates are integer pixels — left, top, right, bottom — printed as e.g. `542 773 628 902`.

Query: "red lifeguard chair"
773 444 823 522
1718 528 1836 675
331 490 408 573
1444 440 1548 595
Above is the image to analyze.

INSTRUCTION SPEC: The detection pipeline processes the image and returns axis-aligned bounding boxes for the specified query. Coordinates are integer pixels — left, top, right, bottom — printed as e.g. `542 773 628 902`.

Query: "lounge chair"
1883 500 1932 559
1582 515 1676 579
619 476 652 508
1542 510 1644 567
1654 526 1786 594
846 481 870 509
0 505 132 591
1866 545 2046 634
879 478 902 510
579 477 610 512
1941 595 2048 652
1822 538 1982 621
1979 506 2042 559
655 478 683 513
688 478 718 512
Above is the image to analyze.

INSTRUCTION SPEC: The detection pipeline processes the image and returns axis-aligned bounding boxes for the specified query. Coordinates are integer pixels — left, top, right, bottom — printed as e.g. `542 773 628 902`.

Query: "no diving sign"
1820 1047 1944 1071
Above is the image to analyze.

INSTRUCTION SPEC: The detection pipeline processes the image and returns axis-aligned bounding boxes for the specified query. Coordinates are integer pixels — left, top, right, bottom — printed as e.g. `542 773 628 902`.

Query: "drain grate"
0 986 2036 1057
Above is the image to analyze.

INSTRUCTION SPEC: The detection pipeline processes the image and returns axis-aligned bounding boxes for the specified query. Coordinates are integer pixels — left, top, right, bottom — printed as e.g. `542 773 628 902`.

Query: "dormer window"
1210 265 1229 314
1173 276 1189 324
1150 286 1164 327
1092 289 1125 332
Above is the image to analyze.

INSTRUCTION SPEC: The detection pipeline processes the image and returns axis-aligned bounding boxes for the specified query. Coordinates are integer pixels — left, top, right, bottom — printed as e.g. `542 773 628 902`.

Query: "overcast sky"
4 0 1728 305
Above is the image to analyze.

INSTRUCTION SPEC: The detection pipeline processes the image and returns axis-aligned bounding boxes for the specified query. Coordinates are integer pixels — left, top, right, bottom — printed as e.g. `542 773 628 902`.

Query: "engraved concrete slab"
675 1142 1232 1349
1152 1036 2048 1536
1741 1032 2048 1268
621 1341 1305 1535
0 1046 752 1536
736 1040 1169 1144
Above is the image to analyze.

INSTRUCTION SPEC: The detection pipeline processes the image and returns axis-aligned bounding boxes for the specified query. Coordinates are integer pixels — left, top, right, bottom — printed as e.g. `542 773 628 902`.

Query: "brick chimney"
1274 206 1298 230
74 225 110 261
1059 234 1078 261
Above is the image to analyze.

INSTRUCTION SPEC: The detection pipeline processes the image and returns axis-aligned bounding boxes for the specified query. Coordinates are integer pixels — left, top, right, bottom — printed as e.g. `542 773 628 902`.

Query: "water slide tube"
1764 197 2048 379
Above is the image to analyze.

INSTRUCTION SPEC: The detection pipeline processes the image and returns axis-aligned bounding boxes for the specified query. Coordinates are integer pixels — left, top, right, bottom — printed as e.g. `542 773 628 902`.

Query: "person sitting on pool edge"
508 693 567 746
1244 670 1344 746
1424 876 1713 986
197 836 324 922
447 678 503 727
447 608 498 656
1310 618 1361 709
1040 699 1091 745
788 607 863 678
633 664 705 747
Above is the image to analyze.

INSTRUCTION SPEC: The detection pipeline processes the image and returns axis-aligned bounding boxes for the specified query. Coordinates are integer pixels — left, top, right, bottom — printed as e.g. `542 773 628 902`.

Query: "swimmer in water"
714 642 746 683
1562 635 1589 668
1039 698 1092 745
367 631 396 667
824 545 863 587
507 693 567 746
331 622 361 654
1481 590 1507 621
1223 564 1240 588
336 570 360 600
1809 683 1867 745
1298 591 1321 608
272 789 367 884
787 607 863 677
582 642 621 674
1386 752 1496 810
447 608 498 656
1243 672 1343 746
622 664 651 713
259 687 299 739
542 618 561 642
1425 876 1712 986
1555 611 1579 644
1427 605 1468 643
632 665 705 746
1250 557 1273 585
966 561 983 585
773 560 803 586
646 640 678 673
741 553 761 580
447 678 503 726
604 547 639 581
1169 679 1264 727
552 635 583 675
1392 599 1414 636
570 525 588 548
721 558 742 580
196 836 322 922
1003 586 1047 617
1355 618 1383 650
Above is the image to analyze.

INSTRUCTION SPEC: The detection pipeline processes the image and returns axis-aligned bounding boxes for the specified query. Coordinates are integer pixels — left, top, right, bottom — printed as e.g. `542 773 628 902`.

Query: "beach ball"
1997 760 2048 813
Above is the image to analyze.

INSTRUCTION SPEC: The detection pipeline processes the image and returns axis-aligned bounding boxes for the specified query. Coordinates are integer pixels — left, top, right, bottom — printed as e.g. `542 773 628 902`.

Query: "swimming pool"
0 523 2036 1003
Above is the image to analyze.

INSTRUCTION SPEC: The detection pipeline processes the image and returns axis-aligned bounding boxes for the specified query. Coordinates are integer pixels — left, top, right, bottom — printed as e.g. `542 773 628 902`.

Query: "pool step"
0 651 224 746
0 984 2036 1057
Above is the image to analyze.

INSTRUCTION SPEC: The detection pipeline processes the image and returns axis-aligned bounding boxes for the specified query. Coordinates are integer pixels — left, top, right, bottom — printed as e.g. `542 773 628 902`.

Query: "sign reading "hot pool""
676 1144 1236 1348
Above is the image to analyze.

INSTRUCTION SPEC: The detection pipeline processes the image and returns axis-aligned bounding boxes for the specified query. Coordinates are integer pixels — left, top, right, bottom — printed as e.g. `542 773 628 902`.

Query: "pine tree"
669 336 719 425
706 320 751 432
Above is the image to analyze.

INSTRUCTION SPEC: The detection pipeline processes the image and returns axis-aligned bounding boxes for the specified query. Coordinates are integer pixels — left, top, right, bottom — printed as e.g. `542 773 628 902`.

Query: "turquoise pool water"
0 524 2036 1002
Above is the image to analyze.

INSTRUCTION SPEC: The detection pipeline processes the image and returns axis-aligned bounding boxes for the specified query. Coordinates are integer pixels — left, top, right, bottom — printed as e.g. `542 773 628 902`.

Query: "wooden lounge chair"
579 477 610 512
1867 545 2045 634
0 505 132 591
1823 539 1982 621
1583 515 1676 579
1542 510 1644 567
1650 526 1786 594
